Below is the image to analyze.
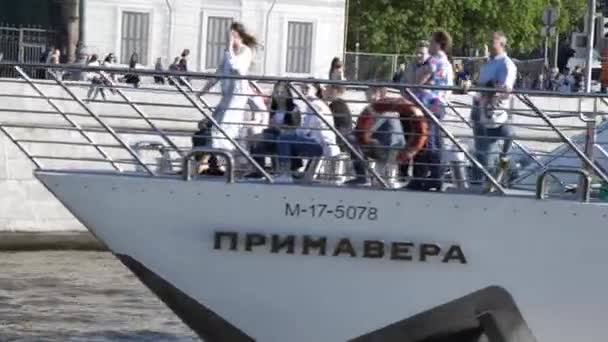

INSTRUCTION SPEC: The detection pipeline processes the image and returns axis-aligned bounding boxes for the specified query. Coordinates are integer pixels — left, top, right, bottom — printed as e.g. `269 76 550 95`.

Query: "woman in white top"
198 22 258 152
275 83 340 182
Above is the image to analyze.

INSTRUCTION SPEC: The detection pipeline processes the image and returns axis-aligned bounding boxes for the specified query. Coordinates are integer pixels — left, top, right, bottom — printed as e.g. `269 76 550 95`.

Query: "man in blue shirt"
470 32 517 183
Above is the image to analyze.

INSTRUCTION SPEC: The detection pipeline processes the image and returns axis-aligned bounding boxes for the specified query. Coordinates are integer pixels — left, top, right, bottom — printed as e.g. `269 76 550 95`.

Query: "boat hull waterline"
36 171 608 342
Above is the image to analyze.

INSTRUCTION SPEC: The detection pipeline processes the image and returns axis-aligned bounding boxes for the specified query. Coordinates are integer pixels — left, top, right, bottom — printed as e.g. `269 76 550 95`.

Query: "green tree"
347 0 587 56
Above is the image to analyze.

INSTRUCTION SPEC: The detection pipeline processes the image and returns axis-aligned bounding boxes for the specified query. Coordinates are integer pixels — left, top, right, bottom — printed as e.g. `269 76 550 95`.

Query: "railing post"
14 66 121 171
179 77 217 115
517 94 608 184
99 73 184 157
0 124 42 169
446 100 565 190
354 43 360 81
18 28 24 62
536 168 591 203
48 71 155 175
584 97 598 167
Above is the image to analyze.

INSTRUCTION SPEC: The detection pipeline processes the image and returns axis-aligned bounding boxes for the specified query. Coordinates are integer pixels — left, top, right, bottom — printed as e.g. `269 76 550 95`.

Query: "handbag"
478 96 508 129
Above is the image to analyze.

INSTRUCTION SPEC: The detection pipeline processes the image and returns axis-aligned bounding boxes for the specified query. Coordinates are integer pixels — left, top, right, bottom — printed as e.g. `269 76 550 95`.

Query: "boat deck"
0 62 606 206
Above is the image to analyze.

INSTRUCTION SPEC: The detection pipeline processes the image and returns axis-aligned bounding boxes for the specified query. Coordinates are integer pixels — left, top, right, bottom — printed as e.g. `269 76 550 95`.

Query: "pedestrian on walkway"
86 54 107 101
329 57 345 80
154 58 165 85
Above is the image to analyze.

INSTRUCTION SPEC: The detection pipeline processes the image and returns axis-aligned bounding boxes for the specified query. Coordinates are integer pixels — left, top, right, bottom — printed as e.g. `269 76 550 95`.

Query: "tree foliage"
347 0 587 56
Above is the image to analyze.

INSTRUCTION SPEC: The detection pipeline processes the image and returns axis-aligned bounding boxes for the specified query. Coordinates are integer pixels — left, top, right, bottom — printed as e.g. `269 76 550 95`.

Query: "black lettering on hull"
271 234 296 254
213 232 467 265
302 235 327 256
333 238 357 257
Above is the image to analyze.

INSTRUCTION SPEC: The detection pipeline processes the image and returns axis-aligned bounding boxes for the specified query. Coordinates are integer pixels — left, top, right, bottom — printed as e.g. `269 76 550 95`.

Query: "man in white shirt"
470 31 517 182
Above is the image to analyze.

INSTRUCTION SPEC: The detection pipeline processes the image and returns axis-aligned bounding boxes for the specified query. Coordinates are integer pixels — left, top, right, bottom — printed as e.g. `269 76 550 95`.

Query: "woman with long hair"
197 22 261 174
245 82 301 178
124 52 141 88
328 57 345 80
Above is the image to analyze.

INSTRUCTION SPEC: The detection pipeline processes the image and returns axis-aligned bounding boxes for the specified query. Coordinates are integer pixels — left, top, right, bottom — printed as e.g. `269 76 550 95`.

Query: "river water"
0 251 198 342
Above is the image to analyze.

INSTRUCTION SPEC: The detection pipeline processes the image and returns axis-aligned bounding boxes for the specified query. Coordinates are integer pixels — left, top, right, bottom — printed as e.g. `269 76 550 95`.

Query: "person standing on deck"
467 31 517 183
325 84 353 153
406 31 453 191
197 22 259 174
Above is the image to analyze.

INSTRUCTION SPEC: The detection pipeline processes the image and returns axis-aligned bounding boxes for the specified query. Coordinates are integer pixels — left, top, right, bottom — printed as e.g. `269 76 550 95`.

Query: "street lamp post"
75 0 88 69
585 0 596 92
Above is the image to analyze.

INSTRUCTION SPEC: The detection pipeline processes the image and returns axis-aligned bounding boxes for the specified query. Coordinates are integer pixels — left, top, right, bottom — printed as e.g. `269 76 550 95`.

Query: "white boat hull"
36 171 608 342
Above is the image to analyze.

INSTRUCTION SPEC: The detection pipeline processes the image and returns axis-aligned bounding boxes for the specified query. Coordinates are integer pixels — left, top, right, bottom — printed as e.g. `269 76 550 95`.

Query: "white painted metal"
515 120 608 191
36 170 608 342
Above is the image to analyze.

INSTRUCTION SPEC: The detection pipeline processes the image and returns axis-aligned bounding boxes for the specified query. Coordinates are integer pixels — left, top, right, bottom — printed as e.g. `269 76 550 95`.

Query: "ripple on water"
1 251 198 341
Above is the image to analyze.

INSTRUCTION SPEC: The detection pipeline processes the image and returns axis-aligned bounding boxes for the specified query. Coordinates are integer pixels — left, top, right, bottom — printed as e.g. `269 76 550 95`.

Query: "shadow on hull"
116 254 254 342
117 254 537 342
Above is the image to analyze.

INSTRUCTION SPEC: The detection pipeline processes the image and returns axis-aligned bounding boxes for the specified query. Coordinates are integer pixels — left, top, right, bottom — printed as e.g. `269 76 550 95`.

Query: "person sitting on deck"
274 83 340 183
325 84 353 153
345 86 427 186
245 82 302 178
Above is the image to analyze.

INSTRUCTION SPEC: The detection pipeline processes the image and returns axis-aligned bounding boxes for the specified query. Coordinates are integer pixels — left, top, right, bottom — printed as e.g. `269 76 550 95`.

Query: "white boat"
2 63 608 342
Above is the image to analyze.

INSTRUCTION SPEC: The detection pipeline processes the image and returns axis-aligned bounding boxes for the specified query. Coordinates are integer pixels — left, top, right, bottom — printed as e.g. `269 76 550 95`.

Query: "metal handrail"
98 73 184 157
14 66 121 171
578 98 597 123
169 76 274 183
596 144 608 161
517 94 608 185
536 168 591 203
179 77 216 115
182 147 235 183
444 100 567 190
46 69 156 175
1 62 607 201
7 61 608 99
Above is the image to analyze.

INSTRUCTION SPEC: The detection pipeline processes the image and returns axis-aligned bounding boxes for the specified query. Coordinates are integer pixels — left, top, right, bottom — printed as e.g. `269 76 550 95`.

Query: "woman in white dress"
198 22 259 153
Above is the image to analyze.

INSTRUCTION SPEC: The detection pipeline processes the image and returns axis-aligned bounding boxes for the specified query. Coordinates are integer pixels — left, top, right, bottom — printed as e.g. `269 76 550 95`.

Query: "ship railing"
0 62 607 201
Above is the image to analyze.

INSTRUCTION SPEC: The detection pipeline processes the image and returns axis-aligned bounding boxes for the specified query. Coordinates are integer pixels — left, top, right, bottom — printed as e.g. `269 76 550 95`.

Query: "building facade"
84 0 346 77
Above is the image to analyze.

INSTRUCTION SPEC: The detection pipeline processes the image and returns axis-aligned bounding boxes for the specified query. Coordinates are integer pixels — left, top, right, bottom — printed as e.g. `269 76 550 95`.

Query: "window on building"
121 11 150 65
205 16 233 69
285 21 313 74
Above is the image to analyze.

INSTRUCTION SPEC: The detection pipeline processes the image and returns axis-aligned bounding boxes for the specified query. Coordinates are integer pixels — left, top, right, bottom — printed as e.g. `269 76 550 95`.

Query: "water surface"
0 251 198 341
